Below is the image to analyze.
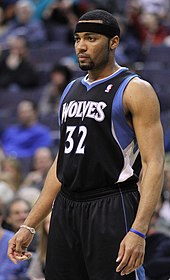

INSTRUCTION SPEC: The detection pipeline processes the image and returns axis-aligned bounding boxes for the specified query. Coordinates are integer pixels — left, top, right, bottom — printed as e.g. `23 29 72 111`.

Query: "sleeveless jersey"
57 68 141 193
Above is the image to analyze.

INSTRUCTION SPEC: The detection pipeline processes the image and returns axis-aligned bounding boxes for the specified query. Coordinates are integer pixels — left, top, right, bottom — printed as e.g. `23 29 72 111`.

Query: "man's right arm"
8 156 61 263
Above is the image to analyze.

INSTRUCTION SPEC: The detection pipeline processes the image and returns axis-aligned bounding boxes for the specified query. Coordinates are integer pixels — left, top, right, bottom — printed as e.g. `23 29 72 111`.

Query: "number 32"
64 126 87 154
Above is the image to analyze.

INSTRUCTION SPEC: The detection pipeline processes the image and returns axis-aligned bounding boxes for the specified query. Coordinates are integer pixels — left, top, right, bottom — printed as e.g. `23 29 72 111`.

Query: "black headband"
74 22 120 38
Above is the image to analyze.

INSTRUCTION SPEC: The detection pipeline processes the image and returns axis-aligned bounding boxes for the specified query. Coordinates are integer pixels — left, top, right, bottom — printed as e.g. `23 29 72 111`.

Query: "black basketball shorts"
45 185 145 280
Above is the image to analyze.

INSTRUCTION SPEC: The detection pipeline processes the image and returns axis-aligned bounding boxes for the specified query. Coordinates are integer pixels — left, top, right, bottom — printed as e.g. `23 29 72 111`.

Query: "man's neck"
21 120 37 127
87 63 121 83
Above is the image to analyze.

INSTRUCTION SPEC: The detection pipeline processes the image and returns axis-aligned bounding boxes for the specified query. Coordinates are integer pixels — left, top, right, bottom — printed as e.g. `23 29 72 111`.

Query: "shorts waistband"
60 183 138 202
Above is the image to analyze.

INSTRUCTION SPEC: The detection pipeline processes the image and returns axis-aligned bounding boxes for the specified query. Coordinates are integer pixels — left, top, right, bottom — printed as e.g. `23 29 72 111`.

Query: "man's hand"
8 228 34 264
116 231 146 276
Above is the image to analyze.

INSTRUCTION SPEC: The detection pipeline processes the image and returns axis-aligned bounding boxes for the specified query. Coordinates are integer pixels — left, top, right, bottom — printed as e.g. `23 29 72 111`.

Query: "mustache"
77 53 90 58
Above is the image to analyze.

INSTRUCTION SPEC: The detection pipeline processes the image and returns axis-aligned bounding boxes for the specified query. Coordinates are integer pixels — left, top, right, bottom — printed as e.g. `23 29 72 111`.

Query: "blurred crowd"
0 0 170 280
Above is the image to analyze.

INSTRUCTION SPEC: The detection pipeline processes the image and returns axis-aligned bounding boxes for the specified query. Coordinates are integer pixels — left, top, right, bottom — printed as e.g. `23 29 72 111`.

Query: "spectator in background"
3 197 31 233
144 194 170 280
0 153 21 205
0 201 30 280
140 12 169 46
27 213 51 280
0 181 15 205
30 0 55 20
127 0 169 48
3 197 39 253
0 155 20 203
17 186 41 207
115 15 142 65
0 146 5 169
21 147 53 191
43 0 79 43
0 0 18 24
43 0 78 27
0 7 8 44
159 166 170 228
0 36 38 88
137 0 170 19
2 0 47 47
39 64 72 115
1 100 52 158
0 157 22 192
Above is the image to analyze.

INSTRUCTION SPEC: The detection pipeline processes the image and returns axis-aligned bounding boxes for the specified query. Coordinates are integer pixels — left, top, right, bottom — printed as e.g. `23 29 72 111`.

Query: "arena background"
0 1 170 280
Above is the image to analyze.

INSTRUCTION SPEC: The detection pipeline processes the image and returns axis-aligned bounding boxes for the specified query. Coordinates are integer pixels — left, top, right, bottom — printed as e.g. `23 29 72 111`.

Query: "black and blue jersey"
57 67 141 193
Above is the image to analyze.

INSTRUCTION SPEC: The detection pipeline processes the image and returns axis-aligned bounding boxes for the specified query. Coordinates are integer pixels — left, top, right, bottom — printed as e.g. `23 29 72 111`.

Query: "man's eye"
74 37 80 43
89 37 95 42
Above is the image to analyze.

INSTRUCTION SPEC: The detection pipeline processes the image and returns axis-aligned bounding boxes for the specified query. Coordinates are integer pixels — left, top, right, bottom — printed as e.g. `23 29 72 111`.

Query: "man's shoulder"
124 76 157 102
126 76 151 88
123 76 160 115
3 124 20 134
32 123 50 133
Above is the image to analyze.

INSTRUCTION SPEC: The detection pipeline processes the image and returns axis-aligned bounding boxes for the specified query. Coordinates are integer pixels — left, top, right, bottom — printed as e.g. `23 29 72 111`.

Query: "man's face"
7 201 30 232
34 148 53 174
16 4 32 23
17 101 36 125
74 21 110 71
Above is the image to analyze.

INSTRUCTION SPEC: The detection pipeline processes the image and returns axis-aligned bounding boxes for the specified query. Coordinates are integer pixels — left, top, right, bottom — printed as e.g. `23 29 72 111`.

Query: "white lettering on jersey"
61 101 107 123
62 101 75 123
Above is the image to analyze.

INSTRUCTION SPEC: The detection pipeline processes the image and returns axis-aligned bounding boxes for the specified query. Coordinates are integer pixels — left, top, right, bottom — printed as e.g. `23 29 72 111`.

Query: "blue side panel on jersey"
136 266 145 280
133 141 138 153
58 80 76 126
112 75 138 150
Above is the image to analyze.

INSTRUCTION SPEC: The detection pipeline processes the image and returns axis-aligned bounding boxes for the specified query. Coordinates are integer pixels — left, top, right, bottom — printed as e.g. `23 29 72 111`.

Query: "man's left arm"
116 77 165 276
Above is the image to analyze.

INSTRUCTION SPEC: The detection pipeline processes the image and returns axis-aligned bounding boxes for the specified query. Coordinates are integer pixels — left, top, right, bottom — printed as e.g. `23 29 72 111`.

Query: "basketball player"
8 10 164 280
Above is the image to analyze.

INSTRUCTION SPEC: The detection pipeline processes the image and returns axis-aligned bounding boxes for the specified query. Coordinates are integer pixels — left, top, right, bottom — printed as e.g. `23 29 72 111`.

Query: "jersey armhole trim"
114 74 138 133
58 80 76 126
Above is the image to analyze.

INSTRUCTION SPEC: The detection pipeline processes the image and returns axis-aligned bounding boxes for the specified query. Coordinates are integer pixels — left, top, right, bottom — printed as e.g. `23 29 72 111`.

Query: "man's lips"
78 54 90 59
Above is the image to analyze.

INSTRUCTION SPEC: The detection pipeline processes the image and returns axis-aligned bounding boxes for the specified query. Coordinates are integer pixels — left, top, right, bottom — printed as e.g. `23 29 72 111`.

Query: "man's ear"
110 35 119 50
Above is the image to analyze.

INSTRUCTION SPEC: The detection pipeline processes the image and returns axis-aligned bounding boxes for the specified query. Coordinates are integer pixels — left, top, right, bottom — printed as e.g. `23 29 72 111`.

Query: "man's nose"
76 39 87 52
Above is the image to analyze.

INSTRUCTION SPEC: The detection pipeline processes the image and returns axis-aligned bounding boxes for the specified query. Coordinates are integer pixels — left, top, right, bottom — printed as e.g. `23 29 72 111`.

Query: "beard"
78 42 110 71
78 60 95 71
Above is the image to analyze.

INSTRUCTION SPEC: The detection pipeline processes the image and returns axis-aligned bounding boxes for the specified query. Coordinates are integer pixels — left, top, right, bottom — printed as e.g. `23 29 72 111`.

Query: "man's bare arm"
127 78 164 233
8 156 61 263
22 156 61 228
116 78 164 275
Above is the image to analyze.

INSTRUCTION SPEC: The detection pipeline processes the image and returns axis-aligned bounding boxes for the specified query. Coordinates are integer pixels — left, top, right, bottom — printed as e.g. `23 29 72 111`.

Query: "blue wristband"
129 228 146 239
